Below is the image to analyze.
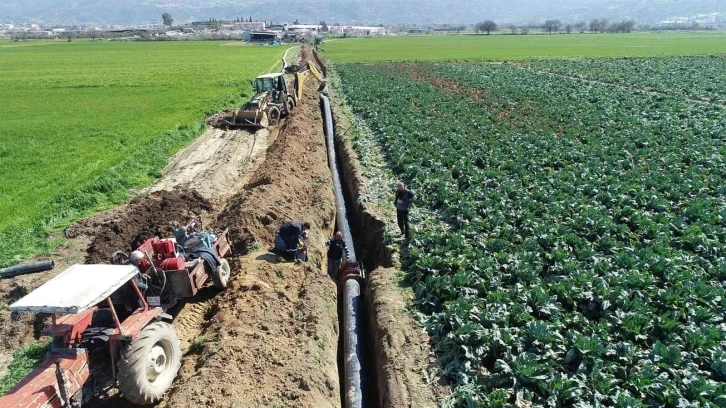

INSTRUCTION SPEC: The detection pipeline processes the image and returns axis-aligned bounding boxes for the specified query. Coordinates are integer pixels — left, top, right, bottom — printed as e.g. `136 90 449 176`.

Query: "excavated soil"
68 190 213 264
216 77 332 256
159 70 340 408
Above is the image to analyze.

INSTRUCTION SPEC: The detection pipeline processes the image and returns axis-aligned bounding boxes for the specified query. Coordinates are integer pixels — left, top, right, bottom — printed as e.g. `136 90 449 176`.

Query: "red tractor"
0 219 232 407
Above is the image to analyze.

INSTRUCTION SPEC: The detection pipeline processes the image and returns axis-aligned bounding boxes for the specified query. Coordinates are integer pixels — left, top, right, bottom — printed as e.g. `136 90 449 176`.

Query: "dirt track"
146 127 273 205
158 66 340 408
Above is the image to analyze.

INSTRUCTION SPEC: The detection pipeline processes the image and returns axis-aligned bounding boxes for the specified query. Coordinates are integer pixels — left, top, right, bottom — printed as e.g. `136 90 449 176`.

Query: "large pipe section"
320 94 364 408
0 260 54 279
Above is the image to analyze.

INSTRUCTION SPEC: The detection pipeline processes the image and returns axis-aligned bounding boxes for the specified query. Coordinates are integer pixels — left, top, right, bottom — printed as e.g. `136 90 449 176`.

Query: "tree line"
475 18 639 34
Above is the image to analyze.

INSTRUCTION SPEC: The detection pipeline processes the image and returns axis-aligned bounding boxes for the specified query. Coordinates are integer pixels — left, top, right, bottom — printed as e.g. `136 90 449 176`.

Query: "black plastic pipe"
0 260 54 279
320 94 364 408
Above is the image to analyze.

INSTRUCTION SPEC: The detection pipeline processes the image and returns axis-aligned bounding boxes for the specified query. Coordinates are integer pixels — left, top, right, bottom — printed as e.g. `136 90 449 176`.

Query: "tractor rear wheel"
211 258 231 289
268 106 281 126
117 322 181 405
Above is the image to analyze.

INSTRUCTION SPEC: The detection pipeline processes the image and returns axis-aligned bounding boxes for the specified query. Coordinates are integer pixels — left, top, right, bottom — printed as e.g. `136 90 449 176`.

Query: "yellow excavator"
234 71 304 129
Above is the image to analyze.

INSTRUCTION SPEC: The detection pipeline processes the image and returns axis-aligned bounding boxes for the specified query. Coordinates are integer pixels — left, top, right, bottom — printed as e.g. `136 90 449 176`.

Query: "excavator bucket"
233 96 269 129
234 107 268 129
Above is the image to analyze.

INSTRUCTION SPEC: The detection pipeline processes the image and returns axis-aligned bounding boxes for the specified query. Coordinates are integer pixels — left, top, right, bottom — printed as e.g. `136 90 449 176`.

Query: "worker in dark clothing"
394 182 415 238
275 220 311 260
326 231 350 277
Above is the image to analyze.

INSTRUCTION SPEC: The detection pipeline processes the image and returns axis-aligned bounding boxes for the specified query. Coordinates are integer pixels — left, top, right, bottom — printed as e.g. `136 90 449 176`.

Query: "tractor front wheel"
285 98 295 116
117 322 181 405
268 106 281 126
211 258 231 289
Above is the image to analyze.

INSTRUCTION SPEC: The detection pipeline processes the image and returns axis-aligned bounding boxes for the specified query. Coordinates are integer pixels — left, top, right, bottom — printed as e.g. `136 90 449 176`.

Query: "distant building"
246 31 280 42
339 26 386 36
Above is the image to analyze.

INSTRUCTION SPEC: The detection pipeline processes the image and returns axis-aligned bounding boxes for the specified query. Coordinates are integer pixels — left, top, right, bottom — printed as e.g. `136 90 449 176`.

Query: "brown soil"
68 190 213 264
146 127 273 206
160 67 340 408
160 255 339 408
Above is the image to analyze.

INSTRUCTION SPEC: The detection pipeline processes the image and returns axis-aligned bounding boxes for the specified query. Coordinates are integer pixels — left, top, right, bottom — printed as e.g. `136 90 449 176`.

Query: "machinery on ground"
111 216 233 309
0 218 232 407
233 71 302 129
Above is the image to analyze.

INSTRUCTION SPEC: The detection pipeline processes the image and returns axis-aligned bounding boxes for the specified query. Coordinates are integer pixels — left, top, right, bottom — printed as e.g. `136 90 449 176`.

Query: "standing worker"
275 220 311 261
394 182 415 239
326 231 350 277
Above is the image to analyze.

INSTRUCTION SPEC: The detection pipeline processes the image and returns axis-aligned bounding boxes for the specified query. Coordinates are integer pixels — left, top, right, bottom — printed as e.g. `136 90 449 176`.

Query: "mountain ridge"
0 0 722 26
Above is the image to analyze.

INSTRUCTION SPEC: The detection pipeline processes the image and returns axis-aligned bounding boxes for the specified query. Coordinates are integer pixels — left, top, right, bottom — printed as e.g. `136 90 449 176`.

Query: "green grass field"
322 32 726 63
0 41 284 266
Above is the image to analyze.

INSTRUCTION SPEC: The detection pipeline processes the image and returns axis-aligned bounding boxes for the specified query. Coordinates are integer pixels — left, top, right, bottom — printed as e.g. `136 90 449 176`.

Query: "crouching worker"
326 231 350 278
275 220 310 261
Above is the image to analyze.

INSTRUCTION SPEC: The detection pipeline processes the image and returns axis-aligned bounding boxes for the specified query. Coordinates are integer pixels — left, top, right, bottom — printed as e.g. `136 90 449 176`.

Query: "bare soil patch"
147 127 272 206
69 190 213 264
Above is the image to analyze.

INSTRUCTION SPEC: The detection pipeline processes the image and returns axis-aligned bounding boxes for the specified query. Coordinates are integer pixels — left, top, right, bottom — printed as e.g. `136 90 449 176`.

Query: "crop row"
525 56 726 104
336 60 726 407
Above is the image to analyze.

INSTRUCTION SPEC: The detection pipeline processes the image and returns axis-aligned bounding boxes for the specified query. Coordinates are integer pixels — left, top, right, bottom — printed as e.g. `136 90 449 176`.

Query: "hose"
0 260 54 279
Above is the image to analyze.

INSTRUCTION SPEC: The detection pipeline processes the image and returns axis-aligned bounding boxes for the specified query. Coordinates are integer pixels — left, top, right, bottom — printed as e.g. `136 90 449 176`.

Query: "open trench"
322 54 444 407
321 73 440 407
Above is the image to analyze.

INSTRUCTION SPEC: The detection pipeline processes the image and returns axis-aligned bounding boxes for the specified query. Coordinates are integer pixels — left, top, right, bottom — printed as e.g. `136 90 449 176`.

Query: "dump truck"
0 218 232 407
233 71 302 129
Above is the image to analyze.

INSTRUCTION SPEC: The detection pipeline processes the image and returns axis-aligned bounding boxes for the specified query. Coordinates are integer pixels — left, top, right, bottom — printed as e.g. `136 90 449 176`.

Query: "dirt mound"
161 255 339 408
70 190 212 264
217 74 333 255
162 73 341 408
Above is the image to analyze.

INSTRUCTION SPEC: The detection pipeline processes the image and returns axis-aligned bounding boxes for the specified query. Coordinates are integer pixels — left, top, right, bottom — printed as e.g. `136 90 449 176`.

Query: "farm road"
146 127 272 206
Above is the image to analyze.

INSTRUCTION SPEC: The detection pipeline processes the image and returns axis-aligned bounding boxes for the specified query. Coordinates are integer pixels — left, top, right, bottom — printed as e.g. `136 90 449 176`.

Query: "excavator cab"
255 76 276 93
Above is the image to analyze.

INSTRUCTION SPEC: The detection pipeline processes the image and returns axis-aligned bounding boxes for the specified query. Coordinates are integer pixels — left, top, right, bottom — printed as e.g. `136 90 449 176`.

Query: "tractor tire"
117 322 181 405
268 106 281 126
211 258 231 289
286 98 295 116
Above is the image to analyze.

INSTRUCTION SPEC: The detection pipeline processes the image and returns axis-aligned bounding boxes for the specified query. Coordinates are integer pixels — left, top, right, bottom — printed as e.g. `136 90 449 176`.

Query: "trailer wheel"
211 259 231 289
117 322 181 405
268 106 281 126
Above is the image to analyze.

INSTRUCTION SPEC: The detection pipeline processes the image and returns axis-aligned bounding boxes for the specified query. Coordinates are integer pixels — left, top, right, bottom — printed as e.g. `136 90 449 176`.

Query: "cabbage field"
336 56 726 406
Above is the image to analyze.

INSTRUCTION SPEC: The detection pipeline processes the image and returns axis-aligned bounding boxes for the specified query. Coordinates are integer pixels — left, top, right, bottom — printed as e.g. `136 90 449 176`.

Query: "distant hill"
0 0 723 26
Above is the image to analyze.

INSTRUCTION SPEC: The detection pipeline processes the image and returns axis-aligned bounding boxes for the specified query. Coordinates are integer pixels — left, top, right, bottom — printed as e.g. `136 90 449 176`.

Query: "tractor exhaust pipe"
320 93 365 408
0 260 55 279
